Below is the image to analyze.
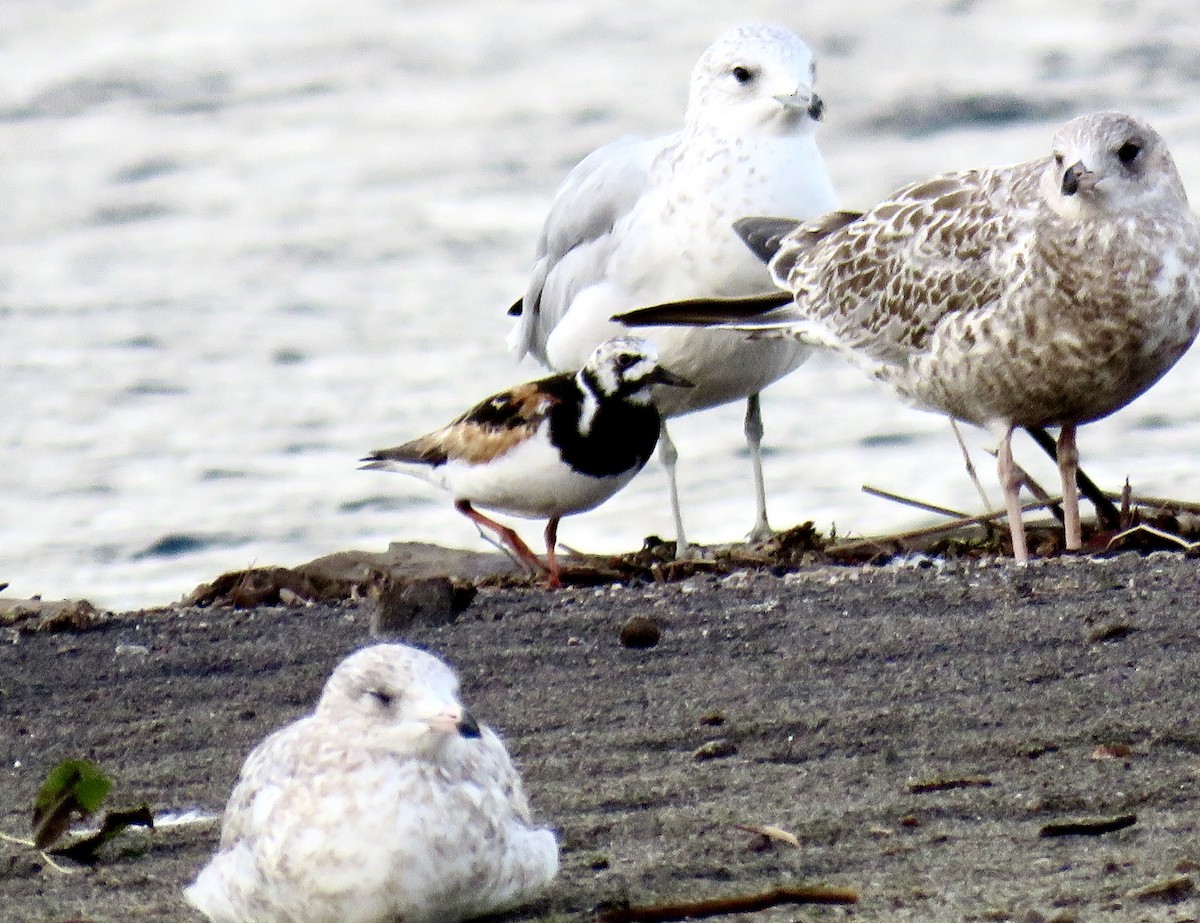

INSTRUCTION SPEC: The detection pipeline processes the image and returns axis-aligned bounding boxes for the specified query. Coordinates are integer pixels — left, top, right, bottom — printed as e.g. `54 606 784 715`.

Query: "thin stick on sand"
596 885 860 923
861 485 968 519
951 419 994 510
828 497 1066 555
1102 491 1200 516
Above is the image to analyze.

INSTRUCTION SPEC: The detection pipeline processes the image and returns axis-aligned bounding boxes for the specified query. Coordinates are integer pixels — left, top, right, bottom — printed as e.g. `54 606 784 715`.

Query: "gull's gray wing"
507 134 662 363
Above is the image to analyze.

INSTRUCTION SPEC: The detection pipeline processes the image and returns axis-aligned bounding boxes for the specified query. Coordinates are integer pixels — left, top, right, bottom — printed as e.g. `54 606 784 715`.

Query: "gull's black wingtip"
733 216 804 263
507 297 523 317
614 303 701 327
735 211 865 266
614 293 793 328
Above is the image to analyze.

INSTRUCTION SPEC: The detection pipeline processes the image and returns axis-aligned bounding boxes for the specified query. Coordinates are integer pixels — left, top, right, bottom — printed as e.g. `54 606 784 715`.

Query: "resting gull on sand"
185 643 558 923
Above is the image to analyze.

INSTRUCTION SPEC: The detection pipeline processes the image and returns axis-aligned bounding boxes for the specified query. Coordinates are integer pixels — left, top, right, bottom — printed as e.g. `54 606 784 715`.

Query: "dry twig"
828 497 1065 555
862 485 967 519
906 776 993 794
596 885 859 923
1038 813 1137 837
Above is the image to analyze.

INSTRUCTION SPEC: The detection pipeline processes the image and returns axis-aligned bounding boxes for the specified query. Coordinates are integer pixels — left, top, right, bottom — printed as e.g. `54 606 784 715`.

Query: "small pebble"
278 588 309 607
1126 874 1194 902
619 615 661 649
693 738 737 761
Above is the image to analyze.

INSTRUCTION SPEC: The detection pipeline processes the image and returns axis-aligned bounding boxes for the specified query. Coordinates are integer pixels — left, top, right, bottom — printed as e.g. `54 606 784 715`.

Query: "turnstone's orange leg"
542 517 562 589
1057 423 1081 551
455 500 546 577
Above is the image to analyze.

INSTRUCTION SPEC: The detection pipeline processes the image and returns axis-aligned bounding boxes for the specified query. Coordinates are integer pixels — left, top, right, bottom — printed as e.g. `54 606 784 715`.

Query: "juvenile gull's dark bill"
508 23 838 552
185 643 558 923
618 112 1200 562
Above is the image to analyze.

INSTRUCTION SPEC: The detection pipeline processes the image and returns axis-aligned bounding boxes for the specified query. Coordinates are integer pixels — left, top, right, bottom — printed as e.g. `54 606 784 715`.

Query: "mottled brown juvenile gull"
508 23 838 552
185 644 558 923
619 112 1200 562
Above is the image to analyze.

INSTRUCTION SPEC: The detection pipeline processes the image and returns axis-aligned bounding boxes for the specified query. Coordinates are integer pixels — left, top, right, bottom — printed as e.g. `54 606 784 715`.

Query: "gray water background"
5 0 1200 608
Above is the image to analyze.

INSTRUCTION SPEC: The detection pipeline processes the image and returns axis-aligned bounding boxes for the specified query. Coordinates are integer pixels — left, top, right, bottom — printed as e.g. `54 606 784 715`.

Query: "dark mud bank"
4 551 1200 922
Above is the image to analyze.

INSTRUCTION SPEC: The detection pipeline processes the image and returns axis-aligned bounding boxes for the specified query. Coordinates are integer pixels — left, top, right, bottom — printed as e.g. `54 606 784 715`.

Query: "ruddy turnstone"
361 337 690 586
507 23 837 553
185 643 558 923
619 112 1200 562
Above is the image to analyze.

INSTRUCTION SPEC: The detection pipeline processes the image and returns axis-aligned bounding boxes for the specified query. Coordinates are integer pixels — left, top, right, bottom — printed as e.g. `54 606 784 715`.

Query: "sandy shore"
3 548 1200 922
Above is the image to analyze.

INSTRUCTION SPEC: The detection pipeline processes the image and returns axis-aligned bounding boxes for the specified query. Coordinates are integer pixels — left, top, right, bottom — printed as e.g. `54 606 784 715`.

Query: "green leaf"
31 759 112 849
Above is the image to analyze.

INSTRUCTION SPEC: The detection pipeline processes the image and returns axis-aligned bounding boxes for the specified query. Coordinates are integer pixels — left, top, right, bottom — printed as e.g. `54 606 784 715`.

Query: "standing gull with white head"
509 22 838 553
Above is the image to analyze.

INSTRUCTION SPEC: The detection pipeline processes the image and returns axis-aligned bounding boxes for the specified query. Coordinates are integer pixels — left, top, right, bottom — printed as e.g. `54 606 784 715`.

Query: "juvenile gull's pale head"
317 644 481 756
1041 111 1188 221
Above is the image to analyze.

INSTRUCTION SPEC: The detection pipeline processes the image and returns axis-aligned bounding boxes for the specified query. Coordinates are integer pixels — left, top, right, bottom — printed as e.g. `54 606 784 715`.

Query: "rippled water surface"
5 0 1200 608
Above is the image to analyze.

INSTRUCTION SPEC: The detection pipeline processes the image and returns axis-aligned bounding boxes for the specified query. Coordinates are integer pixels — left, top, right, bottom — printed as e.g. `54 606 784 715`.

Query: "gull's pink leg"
1057 424 1082 551
994 423 1029 563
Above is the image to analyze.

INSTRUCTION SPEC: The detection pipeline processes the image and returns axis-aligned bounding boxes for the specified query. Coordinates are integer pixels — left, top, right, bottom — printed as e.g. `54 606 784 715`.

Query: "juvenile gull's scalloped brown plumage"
185 643 558 923
619 112 1200 562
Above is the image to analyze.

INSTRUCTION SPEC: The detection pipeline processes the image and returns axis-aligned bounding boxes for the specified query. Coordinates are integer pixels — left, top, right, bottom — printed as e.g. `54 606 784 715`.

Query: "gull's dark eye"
731 65 754 84
368 688 394 708
1053 152 1064 167
1117 141 1141 165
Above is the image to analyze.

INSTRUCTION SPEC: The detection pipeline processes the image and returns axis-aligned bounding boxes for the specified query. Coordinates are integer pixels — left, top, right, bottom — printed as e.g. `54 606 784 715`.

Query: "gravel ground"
3 550 1200 922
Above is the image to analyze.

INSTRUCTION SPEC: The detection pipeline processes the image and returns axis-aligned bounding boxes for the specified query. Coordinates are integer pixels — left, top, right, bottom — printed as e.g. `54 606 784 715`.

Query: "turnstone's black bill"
618 112 1200 564
505 23 838 555
362 337 691 587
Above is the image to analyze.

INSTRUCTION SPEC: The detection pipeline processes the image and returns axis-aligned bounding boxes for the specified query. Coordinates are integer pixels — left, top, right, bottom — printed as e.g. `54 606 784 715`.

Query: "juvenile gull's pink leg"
994 423 1029 563
1057 424 1082 551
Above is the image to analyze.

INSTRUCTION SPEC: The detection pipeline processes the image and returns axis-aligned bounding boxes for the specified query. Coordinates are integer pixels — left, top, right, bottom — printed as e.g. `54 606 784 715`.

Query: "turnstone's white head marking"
185 643 558 923
579 336 692 404
619 111 1200 564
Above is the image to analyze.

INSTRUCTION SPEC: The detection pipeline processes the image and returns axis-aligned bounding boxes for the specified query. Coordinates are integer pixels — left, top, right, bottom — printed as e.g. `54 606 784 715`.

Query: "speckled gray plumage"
185 644 558 923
